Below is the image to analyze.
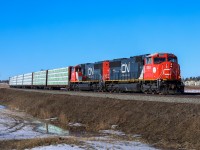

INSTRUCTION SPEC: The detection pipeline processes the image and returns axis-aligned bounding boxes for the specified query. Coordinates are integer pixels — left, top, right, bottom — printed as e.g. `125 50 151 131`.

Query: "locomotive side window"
154 58 166 64
168 57 177 63
146 57 152 64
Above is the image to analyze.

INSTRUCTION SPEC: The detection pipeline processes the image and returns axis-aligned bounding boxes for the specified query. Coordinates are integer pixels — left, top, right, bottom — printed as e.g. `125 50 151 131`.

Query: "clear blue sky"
0 0 200 80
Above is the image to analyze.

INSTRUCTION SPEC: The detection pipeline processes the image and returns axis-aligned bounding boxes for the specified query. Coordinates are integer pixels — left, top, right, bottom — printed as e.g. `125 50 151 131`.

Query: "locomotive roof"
147 53 176 57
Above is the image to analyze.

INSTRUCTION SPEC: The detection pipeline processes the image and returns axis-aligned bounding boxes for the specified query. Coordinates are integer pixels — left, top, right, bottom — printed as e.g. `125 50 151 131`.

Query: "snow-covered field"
30 144 83 150
0 109 46 140
0 105 159 150
30 140 157 150
0 105 68 140
85 140 157 150
184 89 200 93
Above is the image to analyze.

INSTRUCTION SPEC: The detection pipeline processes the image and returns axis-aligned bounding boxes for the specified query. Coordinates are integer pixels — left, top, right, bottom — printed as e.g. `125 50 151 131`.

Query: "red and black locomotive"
69 53 184 94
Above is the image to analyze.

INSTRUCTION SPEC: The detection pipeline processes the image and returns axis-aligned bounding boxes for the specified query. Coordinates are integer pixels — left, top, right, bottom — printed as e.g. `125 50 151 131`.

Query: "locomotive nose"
169 62 180 80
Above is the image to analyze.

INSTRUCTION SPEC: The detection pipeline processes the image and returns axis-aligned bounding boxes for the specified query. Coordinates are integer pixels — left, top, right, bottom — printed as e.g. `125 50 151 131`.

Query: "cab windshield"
154 57 166 64
168 57 177 63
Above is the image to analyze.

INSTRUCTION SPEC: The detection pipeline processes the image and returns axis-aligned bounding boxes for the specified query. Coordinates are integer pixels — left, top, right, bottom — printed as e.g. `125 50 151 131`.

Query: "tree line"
0 80 9 83
183 76 200 81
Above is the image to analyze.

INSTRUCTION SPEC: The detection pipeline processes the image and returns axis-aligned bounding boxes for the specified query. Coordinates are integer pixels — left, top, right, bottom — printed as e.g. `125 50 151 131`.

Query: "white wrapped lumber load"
33 71 47 86
47 67 69 86
23 73 32 86
9 76 17 86
16 75 23 85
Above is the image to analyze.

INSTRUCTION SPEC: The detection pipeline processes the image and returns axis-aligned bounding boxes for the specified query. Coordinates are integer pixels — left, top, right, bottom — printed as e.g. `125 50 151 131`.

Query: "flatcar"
9 53 184 94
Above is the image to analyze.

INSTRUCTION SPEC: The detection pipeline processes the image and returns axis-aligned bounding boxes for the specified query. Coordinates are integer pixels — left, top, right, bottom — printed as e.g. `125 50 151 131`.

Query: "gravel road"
12 88 200 104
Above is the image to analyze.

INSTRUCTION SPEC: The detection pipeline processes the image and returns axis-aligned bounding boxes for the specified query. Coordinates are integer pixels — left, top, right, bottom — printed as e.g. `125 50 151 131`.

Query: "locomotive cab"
144 53 181 81
143 53 184 94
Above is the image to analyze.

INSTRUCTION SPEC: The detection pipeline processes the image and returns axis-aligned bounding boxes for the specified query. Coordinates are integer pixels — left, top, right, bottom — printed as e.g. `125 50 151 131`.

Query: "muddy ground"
0 88 200 149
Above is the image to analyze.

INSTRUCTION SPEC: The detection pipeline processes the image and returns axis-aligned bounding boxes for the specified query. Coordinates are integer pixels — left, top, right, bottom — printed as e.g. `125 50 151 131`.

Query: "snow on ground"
30 140 158 150
184 89 200 93
0 105 68 140
86 140 158 150
0 109 46 140
100 130 126 136
68 122 85 127
0 124 47 140
0 105 6 109
29 144 84 150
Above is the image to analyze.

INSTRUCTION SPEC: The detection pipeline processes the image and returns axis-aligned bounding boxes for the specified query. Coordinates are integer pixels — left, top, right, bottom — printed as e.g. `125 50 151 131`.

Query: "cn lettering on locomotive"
88 67 94 76
121 63 130 73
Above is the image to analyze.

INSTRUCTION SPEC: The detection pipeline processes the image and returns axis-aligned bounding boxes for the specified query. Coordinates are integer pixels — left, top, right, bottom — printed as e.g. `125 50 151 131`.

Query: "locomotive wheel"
160 86 169 95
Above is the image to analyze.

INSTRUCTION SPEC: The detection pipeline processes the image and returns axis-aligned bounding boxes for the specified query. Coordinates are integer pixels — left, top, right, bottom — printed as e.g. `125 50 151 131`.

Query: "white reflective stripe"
139 67 144 79
76 72 79 81
163 69 171 76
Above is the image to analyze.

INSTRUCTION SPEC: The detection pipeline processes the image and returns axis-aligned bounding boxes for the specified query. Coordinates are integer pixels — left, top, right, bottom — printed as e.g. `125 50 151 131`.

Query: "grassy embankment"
0 88 200 149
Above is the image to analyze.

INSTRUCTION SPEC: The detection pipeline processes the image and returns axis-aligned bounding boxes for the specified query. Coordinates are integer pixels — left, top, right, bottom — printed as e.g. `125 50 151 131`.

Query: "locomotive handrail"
157 65 164 80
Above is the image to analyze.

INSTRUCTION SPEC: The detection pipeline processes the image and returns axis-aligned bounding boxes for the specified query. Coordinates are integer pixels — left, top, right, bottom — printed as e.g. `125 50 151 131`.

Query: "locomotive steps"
0 88 200 149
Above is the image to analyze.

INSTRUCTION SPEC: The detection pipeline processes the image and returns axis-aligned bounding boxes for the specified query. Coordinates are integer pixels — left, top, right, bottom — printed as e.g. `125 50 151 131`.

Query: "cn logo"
121 63 130 73
88 67 94 76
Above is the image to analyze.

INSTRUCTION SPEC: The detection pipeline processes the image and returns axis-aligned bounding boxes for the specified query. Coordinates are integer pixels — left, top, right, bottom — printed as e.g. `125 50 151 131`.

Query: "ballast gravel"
13 89 200 104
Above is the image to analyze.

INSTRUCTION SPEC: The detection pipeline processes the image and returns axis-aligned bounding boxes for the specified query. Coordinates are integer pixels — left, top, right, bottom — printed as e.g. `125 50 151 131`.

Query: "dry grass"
95 121 110 130
0 83 9 88
59 112 68 125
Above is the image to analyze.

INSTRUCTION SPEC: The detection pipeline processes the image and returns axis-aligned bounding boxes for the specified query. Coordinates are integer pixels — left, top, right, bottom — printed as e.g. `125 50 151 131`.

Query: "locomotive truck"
9 53 184 94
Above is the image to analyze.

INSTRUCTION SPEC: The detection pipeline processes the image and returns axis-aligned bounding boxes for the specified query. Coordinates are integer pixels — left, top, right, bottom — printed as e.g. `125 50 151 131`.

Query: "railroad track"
11 88 200 104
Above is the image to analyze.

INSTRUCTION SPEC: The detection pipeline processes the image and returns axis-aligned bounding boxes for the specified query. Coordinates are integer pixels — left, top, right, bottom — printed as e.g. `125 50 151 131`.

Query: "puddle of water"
68 122 85 127
36 123 69 136
0 104 69 137
133 134 141 138
0 105 6 109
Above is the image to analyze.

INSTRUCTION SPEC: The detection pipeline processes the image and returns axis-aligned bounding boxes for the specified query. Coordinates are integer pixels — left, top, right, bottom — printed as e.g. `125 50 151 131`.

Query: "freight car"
9 53 184 94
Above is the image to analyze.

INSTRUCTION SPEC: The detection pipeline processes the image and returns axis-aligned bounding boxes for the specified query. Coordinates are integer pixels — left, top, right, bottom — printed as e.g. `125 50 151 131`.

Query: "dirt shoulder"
0 138 83 150
0 83 9 88
0 88 200 149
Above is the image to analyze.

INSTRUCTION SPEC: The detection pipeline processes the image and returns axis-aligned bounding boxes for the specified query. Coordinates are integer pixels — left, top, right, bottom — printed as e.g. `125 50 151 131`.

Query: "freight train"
9 53 184 94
